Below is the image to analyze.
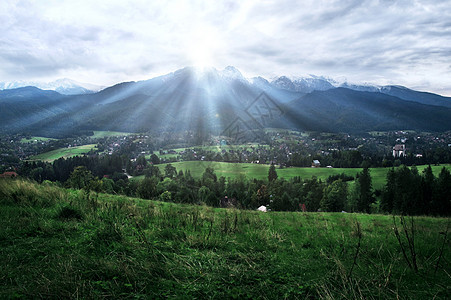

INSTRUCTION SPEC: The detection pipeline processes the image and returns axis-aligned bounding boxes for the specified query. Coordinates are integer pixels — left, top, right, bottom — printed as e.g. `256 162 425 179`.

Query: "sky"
1 0 450 95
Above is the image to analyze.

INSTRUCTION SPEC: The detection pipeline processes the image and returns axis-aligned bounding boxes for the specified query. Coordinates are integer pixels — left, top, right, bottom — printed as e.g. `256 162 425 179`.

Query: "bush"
57 205 83 221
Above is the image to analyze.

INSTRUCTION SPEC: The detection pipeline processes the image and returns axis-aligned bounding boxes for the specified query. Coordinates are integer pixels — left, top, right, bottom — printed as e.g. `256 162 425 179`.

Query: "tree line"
16 155 451 216
380 165 451 216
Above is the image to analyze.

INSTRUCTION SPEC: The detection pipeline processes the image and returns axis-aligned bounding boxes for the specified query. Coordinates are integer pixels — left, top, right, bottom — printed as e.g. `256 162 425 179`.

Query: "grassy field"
0 179 449 299
20 136 57 143
150 161 451 190
193 143 269 152
91 131 132 138
28 144 98 162
148 144 268 160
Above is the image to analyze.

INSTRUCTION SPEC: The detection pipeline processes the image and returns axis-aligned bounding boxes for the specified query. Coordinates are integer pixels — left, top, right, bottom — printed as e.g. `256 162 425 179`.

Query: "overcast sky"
1 0 450 95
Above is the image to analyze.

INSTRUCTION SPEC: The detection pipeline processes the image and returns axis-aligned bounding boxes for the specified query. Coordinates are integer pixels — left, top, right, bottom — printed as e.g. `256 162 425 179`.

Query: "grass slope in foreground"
0 179 450 299
28 144 97 162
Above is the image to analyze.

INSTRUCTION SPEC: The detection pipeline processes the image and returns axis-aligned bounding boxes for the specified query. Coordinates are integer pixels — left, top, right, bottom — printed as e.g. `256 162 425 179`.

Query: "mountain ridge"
1 66 450 137
2 66 450 100
0 78 104 95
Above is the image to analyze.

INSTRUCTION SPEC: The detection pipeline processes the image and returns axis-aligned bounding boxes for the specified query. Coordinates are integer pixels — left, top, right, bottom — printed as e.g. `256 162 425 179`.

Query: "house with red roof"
0 171 18 178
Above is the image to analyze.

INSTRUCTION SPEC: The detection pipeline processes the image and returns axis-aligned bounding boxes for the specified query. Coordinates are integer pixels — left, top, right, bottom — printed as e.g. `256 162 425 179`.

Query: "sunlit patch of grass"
91 131 132 138
20 136 57 143
28 144 98 162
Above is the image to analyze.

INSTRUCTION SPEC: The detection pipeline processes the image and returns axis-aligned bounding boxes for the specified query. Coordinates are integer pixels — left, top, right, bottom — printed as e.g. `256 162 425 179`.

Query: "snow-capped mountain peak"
271 76 296 90
0 78 104 95
221 66 245 80
270 75 335 93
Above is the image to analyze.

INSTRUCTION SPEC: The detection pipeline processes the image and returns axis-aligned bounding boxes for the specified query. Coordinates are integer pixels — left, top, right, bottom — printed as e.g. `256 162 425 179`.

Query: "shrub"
57 205 83 221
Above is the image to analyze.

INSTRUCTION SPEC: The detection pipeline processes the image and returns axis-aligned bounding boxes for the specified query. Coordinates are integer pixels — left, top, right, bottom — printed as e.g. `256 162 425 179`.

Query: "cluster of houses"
392 144 424 159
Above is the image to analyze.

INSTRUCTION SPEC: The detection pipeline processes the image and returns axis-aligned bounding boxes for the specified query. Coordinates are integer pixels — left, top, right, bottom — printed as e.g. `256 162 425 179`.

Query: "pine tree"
393 165 412 214
381 168 395 213
420 165 435 215
434 167 451 216
356 167 374 213
268 163 278 182
409 166 423 215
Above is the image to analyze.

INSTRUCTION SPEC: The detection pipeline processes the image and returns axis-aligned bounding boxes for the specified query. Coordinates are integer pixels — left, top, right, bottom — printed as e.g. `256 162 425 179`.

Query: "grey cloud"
312 0 365 25
0 53 65 77
240 45 281 57
273 56 303 65
55 25 103 42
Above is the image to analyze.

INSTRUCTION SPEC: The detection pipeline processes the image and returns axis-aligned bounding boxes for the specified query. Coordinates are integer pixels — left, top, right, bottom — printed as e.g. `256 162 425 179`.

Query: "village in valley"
1 129 450 175
0 128 450 215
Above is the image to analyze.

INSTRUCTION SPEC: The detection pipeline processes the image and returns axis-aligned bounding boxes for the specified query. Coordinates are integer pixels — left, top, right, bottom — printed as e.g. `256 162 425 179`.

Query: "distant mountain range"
1 66 451 137
0 78 104 95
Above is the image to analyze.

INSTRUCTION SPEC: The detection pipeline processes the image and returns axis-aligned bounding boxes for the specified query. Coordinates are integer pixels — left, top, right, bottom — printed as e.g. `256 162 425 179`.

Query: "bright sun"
186 28 222 68
188 43 214 68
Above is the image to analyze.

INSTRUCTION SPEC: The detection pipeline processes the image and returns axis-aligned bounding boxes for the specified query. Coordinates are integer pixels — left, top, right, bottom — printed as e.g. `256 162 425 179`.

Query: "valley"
2 127 450 216
1 68 450 299
2 1 451 298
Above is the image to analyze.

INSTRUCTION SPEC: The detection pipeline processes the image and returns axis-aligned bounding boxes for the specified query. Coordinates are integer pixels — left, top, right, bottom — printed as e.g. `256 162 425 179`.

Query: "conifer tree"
434 167 451 216
420 165 435 215
268 163 278 182
356 167 374 213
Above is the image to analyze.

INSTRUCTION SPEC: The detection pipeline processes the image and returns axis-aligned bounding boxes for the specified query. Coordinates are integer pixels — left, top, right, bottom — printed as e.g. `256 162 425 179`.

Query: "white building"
393 144 406 157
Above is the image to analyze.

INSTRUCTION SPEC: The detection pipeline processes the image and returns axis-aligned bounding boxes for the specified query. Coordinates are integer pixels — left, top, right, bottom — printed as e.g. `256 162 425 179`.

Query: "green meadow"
150 143 269 160
0 179 449 299
151 161 451 190
20 136 57 143
28 144 98 162
91 131 132 138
